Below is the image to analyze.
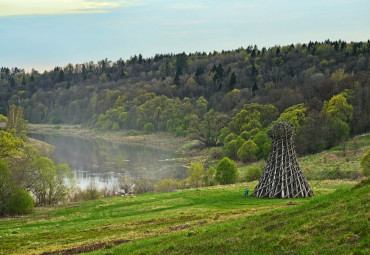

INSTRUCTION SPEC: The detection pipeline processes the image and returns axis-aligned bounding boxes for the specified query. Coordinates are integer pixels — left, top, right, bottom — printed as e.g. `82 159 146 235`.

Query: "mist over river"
29 133 187 189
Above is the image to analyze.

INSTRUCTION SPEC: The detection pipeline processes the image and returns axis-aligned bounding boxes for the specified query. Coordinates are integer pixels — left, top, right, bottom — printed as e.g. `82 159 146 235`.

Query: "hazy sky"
0 0 369 72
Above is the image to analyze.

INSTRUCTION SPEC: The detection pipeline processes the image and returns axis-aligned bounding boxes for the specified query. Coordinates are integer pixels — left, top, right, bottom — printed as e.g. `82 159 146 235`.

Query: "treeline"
0 40 369 156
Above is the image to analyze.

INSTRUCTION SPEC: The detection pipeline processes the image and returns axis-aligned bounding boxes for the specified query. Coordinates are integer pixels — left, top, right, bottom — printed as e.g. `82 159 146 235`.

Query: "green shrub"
215 157 238 184
0 161 13 216
253 131 271 159
240 128 260 141
210 147 224 159
69 180 103 202
223 133 237 144
6 187 34 215
144 123 155 134
204 167 216 186
175 126 187 137
245 166 262 181
225 137 245 159
154 179 183 193
49 116 63 124
124 130 141 136
53 125 61 130
239 131 250 141
112 123 120 130
186 162 204 188
237 139 258 162
218 127 231 145
134 177 154 194
360 150 370 176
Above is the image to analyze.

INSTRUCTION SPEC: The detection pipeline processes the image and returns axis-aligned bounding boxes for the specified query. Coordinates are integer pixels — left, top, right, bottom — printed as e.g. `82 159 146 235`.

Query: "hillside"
1 132 368 255
1 179 366 255
2 41 369 161
1 41 369 135
1 51 369 253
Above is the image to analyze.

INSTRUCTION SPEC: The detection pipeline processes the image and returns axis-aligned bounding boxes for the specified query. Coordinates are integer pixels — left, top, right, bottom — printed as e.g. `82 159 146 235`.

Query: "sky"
0 0 369 72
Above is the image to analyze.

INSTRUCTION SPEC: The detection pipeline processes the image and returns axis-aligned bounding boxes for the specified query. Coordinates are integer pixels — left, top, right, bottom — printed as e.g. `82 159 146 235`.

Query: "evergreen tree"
229 72 237 91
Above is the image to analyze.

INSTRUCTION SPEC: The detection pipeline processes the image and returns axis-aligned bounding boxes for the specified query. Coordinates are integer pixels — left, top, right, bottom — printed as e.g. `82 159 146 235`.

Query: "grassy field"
1 131 368 254
87 180 368 255
0 179 367 255
300 134 370 180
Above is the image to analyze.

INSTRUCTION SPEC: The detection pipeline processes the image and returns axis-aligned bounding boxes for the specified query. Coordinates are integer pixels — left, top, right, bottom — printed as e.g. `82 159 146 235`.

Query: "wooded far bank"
1 40 369 156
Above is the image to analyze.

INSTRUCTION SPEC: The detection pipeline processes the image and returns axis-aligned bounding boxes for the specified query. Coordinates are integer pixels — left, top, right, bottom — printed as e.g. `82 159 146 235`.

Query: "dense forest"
1 40 369 157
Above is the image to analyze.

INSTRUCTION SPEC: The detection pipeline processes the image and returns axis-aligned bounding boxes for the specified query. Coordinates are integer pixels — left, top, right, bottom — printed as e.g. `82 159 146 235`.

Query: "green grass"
1 133 368 254
0 179 365 255
237 134 369 182
300 134 370 180
88 180 369 255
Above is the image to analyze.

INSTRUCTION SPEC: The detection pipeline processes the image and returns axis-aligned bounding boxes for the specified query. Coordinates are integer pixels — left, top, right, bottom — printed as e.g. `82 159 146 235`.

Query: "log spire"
252 122 314 198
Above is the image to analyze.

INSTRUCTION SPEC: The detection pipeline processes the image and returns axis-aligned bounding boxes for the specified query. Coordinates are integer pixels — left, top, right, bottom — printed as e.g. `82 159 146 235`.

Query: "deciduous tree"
215 157 238 184
186 162 204 188
189 110 229 147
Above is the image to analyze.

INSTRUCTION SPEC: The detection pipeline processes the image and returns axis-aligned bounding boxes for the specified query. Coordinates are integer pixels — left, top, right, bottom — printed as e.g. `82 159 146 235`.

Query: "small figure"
244 187 249 197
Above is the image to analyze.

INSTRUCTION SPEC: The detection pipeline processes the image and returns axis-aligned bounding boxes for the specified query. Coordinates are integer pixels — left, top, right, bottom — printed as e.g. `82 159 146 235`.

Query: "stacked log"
252 122 314 198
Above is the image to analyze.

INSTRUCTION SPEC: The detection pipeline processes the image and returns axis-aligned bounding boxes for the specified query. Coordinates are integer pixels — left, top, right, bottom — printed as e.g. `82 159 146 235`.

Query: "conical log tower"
252 122 314 198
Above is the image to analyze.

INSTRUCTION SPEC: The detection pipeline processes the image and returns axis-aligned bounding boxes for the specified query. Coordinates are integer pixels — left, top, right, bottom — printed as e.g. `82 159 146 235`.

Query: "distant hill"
1 40 369 155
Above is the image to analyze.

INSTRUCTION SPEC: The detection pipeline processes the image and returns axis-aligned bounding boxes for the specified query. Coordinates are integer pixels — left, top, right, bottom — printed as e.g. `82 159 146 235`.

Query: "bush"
6 187 34 215
119 177 134 194
134 177 154 194
144 123 155 134
237 139 258 163
186 162 204 188
245 166 262 181
240 128 260 141
49 116 63 124
204 167 216 186
223 133 237 145
83 180 102 200
210 147 224 159
215 157 239 184
225 137 245 159
154 179 183 193
253 131 271 159
0 161 13 216
175 126 187 137
360 150 370 176
112 123 120 130
124 130 141 136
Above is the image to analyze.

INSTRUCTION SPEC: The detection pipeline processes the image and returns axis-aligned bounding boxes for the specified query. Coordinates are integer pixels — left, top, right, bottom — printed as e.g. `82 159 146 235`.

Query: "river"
29 133 187 189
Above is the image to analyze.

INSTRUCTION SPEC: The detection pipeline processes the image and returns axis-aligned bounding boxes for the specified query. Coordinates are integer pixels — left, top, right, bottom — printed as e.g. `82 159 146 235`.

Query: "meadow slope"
0 179 367 255
0 135 368 254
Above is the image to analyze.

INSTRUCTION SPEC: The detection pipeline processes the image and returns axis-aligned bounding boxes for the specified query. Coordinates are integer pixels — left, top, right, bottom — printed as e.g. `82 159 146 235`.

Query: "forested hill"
1 40 370 154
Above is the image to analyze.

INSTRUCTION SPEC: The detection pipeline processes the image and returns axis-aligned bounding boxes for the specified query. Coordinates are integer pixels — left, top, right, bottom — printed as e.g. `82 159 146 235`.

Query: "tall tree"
229 72 237 91
189 109 229 147
6 105 28 136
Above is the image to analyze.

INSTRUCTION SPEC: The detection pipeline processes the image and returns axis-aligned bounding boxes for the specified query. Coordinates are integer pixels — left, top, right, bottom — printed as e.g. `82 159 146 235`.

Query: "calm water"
29 133 186 189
